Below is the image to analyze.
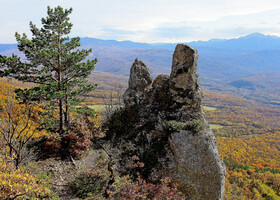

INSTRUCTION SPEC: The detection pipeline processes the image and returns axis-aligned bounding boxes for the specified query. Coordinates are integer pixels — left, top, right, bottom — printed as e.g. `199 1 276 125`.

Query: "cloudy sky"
1 0 280 43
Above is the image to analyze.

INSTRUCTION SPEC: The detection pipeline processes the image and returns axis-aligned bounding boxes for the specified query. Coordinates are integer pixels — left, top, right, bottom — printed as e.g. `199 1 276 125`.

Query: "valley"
1 33 280 199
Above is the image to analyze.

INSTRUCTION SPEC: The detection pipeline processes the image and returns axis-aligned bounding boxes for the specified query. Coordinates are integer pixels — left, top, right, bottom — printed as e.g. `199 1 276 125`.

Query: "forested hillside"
1 76 279 199
203 91 280 199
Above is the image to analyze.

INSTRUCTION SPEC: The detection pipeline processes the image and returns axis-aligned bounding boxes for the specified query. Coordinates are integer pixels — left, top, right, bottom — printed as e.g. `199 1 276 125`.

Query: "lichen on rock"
105 44 226 200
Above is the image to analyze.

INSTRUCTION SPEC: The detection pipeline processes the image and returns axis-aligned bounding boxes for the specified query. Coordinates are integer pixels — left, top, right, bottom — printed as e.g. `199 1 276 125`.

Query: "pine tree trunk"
58 63 64 134
58 36 64 134
65 87 69 132
59 98 63 134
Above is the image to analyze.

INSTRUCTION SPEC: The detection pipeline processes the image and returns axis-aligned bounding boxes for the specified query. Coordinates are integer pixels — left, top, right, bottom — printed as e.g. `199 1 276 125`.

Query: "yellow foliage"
217 133 280 169
0 154 56 199
0 80 49 166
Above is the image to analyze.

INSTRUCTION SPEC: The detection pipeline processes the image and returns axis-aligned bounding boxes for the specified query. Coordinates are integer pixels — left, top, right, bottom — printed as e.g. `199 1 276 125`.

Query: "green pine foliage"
0 6 97 134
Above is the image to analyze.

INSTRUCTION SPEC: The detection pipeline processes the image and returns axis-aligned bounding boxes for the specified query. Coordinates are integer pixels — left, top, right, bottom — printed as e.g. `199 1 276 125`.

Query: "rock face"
106 44 226 200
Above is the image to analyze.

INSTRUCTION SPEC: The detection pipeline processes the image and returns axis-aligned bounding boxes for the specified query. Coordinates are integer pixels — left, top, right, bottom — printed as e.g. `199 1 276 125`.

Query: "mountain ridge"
1 33 280 107
3 32 279 50
1 32 279 79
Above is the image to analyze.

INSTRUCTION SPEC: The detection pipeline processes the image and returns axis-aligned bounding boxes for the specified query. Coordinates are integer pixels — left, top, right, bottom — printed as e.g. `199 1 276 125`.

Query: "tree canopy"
0 6 97 134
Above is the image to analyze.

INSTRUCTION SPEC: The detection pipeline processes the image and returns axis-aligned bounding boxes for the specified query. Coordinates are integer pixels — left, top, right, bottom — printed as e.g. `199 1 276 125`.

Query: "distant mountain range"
80 33 280 79
2 33 280 78
190 33 280 51
1 33 280 106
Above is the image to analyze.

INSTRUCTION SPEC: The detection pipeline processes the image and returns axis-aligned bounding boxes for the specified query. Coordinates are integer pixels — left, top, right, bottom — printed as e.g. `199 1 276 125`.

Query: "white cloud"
1 0 280 43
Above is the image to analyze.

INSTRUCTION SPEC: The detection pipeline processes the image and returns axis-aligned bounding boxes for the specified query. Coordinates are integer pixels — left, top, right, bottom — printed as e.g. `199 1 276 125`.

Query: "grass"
75 105 107 112
210 124 224 129
89 105 218 113
86 104 120 112
87 105 107 111
87 105 217 112
203 106 217 111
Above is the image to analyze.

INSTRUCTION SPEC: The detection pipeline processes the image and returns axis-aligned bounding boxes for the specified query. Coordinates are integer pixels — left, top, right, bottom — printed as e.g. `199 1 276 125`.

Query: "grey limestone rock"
106 44 226 200
123 58 152 105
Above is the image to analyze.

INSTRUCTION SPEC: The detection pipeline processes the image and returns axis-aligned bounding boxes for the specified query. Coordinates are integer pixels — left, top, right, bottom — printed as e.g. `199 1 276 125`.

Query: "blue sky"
1 0 280 43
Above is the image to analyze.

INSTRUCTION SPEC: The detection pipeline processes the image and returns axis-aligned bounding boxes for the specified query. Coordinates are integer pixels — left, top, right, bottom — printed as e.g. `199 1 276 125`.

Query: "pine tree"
0 6 97 134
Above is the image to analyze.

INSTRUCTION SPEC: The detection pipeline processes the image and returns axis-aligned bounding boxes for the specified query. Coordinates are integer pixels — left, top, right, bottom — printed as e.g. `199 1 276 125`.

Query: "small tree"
0 84 45 168
0 6 97 134
102 81 125 120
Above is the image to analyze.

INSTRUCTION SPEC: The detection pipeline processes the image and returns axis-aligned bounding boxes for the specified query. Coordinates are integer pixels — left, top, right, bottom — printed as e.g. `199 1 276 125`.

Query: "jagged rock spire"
128 58 152 90
108 44 226 200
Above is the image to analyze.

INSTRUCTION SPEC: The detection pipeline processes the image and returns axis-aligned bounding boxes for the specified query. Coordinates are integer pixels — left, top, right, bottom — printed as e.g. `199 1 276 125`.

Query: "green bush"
70 171 108 199
185 119 205 135
167 120 186 132
167 119 205 134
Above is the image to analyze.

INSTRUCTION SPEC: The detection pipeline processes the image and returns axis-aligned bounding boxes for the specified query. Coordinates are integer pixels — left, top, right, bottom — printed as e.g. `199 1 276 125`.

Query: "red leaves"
117 175 186 200
127 155 145 169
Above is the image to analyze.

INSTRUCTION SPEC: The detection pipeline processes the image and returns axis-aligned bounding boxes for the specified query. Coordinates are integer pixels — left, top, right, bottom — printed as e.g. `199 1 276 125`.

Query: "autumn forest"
0 5 280 200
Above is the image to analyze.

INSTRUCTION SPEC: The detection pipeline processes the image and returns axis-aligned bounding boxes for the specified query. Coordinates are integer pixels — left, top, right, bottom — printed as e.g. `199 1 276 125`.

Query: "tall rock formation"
106 44 226 200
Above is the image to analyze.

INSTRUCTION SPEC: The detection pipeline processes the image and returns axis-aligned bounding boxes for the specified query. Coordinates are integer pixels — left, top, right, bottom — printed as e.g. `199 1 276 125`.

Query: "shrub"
30 115 100 159
112 175 186 200
105 104 140 142
70 169 109 199
167 119 205 135
184 119 205 135
69 154 185 200
28 133 61 159
167 120 186 132
61 117 93 158
0 154 57 199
